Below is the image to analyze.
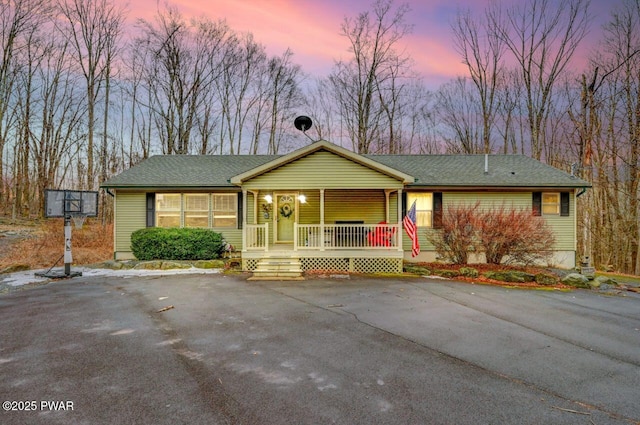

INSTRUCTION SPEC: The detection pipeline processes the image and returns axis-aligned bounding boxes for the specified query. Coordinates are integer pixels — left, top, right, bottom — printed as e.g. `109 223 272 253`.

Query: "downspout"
576 187 588 197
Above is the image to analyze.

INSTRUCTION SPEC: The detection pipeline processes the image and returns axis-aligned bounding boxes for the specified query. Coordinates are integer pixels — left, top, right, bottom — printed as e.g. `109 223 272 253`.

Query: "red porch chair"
367 221 396 247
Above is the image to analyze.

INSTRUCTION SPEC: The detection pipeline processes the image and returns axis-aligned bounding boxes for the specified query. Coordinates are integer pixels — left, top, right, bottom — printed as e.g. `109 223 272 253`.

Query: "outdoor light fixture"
298 194 306 204
262 194 273 219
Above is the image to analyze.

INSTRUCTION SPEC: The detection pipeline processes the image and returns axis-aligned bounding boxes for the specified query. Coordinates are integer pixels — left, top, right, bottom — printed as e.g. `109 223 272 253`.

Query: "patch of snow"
2 271 49 287
1 265 222 288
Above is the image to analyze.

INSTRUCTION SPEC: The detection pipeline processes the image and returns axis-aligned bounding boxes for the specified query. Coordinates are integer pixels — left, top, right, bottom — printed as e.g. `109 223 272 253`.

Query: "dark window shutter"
433 192 443 228
237 193 243 229
401 191 407 218
146 193 155 227
532 192 542 216
560 192 570 216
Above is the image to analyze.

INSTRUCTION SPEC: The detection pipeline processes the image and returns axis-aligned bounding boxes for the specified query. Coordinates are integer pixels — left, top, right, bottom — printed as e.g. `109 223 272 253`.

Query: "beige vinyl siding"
216 229 242 248
541 192 576 251
115 192 146 254
324 190 386 223
418 191 574 251
251 189 393 225
444 192 531 210
243 151 403 190
389 192 399 223
298 191 320 224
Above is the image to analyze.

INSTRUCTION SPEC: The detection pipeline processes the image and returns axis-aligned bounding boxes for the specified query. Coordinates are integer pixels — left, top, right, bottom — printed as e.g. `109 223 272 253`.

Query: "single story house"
101 140 591 277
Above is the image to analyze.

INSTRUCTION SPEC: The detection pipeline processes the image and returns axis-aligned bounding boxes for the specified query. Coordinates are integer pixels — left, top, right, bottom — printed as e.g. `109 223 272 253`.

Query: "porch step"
248 257 304 281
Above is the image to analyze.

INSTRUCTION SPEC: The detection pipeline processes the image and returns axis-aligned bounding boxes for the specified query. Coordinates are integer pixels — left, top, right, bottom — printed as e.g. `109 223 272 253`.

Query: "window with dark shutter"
401 191 407 217
560 192 570 216
532 192 542 216
237 193 243 229
433 192 443 228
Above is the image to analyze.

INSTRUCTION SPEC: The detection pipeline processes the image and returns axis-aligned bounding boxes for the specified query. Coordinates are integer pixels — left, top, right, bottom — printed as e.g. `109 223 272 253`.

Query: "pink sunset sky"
125 0 613 88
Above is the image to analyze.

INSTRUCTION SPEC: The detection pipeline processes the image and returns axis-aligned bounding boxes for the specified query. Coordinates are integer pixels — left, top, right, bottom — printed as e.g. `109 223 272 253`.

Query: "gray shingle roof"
101 155 277 188
368 154 591 188
101 152 590 189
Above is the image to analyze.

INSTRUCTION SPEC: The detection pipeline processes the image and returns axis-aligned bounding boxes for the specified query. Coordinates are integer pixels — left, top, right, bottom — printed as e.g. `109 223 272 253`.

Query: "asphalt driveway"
1 273 639 424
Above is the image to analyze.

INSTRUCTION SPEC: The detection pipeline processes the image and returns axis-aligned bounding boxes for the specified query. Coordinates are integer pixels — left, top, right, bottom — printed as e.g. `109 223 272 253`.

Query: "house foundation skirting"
242 251 403 274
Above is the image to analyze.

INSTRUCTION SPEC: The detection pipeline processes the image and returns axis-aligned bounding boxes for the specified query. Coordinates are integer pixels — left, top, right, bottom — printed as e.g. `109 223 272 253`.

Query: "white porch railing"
244 223 269 251
295 223 400 250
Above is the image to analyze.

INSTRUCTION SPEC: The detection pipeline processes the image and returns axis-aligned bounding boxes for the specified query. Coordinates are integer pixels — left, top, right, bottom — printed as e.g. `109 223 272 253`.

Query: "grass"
595 271 640 286
0 218 113 271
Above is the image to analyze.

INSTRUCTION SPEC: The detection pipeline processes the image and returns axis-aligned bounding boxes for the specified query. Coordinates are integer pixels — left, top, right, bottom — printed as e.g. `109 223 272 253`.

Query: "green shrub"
459 267 479 278
131 228 224 261
434 269 460 278
404 264 432 275
484 270 535 283
535 273 558 286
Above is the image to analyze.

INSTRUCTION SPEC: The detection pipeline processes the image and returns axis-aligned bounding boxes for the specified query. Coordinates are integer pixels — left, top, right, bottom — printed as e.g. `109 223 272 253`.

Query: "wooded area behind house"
0 0 638 274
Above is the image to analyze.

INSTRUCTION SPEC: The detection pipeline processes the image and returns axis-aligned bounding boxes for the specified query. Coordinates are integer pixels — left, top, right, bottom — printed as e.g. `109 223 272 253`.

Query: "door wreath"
279 195 294 219
279 203 294 218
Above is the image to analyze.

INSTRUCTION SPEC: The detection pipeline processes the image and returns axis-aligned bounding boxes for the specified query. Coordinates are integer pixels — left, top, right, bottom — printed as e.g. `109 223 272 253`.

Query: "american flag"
403 200 420 257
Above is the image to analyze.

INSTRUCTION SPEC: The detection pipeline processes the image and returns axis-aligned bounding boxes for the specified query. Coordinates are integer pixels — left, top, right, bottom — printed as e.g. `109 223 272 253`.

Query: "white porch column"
251 190 258 224
320 189 325 251
384 190 392 222
397 188 403 251
242 190 248 252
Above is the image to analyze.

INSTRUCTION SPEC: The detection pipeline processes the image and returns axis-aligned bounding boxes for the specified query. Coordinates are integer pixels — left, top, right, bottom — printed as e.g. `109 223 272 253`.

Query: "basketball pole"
64 214 73 276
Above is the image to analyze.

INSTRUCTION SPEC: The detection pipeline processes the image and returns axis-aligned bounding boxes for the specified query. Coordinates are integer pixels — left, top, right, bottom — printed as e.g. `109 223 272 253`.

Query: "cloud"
120 0 598 88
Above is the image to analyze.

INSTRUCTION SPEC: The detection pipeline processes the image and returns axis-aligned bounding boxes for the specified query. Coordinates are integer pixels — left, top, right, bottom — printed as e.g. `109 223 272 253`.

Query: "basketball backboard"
44 189 99 218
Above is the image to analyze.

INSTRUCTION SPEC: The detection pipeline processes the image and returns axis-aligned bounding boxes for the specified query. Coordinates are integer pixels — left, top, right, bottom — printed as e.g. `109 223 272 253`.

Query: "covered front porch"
229 140 415 275
241 190 405 274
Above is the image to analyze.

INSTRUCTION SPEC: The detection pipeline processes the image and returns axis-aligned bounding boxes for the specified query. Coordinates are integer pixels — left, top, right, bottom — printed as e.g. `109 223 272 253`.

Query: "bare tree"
488 0 591 159
135 8 229 155
493 70 526 154
30 38 86 214
265 49 303 154
303 78 339 143
436 77 482 153
564 0 640 274
58 0 126 189
329 0 412 153
216 32 266 154
452 6 506 153
0 0 51 214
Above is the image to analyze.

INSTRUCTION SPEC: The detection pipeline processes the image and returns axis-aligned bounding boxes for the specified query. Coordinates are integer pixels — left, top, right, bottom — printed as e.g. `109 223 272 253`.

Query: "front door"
275 193 295 243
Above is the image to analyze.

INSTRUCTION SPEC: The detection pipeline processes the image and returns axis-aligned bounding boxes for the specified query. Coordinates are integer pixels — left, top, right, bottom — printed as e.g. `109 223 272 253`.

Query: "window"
213 194 237 227
184 194 209 227
156 194 181 227
407 193 433 227
155 193 238 228
542 193 560 215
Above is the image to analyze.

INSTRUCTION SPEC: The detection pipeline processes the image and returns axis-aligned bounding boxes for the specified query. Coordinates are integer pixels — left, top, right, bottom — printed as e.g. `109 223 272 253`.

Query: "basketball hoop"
40 188 99 278
71 213 87 230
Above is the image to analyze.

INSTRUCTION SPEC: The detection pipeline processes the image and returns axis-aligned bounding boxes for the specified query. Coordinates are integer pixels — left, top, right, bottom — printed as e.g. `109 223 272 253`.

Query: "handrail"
295 223 399 250
245 223 269 251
